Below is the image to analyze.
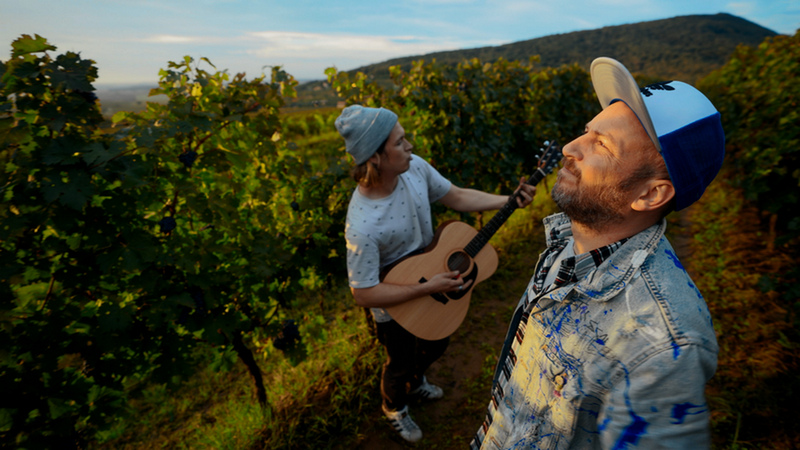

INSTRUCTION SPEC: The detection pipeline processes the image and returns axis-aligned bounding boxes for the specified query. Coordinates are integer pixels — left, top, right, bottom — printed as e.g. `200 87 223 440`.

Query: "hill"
291 13 776 109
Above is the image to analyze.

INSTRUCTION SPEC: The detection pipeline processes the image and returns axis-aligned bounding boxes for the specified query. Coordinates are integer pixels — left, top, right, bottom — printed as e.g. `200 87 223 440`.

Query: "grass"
96 357 267 449
95 284 384 449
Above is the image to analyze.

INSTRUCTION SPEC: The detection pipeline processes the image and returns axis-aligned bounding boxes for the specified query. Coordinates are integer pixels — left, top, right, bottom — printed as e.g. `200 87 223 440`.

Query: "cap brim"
590 57 661 152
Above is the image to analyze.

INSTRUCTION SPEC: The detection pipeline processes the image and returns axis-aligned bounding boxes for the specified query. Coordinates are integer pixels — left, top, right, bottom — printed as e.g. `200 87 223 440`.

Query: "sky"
1 0 798 86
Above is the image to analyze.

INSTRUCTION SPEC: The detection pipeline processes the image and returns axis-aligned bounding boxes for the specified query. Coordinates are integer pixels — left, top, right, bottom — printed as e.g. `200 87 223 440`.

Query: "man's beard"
552 159 631 233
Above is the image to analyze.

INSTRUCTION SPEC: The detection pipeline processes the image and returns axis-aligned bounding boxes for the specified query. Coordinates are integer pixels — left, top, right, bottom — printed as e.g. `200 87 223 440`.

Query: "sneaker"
409 375 444 400
382 404 422 443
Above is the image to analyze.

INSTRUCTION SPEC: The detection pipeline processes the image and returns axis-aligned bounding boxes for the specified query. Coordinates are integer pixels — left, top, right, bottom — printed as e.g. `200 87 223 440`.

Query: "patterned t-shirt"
345 154 452 322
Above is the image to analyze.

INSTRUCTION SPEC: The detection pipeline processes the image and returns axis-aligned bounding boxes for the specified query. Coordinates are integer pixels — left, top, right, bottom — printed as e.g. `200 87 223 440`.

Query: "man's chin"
553 192 626 233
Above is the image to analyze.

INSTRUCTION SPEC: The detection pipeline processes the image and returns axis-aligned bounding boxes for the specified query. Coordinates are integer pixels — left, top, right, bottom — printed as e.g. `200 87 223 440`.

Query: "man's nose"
562 136 585 161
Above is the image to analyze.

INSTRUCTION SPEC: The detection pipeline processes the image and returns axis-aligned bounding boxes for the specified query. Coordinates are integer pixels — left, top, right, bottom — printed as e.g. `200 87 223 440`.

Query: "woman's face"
376 121 413 177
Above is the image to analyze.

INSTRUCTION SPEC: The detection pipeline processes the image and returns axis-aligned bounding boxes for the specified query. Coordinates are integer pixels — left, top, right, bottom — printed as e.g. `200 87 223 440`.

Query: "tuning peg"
544 140 550 146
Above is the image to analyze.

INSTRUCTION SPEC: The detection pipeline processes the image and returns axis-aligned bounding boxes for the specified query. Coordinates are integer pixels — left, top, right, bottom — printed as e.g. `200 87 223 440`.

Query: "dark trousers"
375 319 449 411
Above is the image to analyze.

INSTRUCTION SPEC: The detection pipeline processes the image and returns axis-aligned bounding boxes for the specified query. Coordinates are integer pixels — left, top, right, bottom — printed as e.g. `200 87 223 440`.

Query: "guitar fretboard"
464 167 548 258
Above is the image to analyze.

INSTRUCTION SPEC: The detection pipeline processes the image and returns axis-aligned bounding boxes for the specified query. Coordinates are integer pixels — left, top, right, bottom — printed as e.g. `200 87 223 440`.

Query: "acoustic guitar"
382 140 561 340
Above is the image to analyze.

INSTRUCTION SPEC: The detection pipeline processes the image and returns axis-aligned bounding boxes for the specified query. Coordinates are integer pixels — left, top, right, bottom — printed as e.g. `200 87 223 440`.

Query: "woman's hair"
351 135 389 188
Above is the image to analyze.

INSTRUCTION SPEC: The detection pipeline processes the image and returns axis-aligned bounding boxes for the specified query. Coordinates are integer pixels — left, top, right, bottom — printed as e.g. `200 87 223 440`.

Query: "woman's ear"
631 179 675 212
368 152 381 169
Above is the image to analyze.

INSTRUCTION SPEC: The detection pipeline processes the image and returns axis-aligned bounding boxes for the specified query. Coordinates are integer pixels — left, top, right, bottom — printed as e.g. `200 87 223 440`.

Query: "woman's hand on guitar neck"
512 177 536 208
351 270 472 309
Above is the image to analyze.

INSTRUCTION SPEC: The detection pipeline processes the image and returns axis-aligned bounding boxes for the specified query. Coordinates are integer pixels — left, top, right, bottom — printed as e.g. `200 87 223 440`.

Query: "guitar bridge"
419 277 450 305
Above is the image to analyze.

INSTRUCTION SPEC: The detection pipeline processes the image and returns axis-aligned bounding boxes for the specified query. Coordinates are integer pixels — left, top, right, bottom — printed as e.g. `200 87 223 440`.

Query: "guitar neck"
464 167 549 258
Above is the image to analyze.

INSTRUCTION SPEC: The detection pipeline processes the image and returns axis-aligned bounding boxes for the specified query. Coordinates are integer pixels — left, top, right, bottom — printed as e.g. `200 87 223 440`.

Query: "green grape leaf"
47 398 72 419
48 53 95 91
0 117 29 146
0 408 12 433
111 111 131 124
42 137 79 165
11 34 56 59
40 169 95 210
60 186 92 210
13 282 49 310
82 141 117 166
97 302 133 332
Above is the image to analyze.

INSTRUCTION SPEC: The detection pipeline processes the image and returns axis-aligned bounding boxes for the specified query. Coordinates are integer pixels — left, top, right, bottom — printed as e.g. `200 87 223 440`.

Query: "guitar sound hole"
448 251 471 274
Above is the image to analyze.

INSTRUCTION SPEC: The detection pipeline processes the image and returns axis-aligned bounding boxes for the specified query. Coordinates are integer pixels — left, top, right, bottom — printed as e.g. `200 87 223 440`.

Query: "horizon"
2 1 798 87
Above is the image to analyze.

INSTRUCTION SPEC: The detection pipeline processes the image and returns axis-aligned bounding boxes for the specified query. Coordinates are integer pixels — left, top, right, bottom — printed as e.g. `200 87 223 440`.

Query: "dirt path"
355 290 518 449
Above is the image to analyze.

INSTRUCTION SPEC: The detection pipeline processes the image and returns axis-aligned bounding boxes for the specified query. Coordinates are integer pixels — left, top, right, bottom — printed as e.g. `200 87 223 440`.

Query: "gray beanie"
335 105 398 165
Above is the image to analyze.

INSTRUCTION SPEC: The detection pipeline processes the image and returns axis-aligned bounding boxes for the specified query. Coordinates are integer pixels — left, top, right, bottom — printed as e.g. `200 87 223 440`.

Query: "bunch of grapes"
158 217 177 233
272 320 301 351
179 151 198 168
74 90 98 104
177 287 206 324
189 287 206 311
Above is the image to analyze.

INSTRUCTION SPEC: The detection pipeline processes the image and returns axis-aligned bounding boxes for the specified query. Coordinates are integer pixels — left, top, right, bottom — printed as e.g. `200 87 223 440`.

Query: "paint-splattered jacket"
472 213 718 449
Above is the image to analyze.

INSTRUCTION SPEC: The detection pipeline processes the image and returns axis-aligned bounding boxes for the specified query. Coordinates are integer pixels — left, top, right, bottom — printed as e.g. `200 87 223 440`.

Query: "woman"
336 105 535 443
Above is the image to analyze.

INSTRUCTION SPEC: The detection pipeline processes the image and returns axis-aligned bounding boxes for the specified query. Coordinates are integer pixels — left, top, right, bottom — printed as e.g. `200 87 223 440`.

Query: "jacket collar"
541 212 667 303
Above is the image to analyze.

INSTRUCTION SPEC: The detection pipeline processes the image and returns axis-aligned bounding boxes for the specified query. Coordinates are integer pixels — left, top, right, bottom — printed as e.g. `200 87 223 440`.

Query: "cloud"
114 30 475 80
247 31 460 54
142 35 200 44
726 1 757 17
139 34 221 44
244 31 467 71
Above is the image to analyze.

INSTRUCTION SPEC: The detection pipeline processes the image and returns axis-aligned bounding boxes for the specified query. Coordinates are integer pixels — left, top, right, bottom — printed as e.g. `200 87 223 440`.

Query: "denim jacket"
472 213 719 449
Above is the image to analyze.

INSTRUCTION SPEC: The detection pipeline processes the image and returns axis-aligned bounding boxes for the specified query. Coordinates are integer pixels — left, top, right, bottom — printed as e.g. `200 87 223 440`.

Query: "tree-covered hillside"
357 13 777 83
292 13 778 109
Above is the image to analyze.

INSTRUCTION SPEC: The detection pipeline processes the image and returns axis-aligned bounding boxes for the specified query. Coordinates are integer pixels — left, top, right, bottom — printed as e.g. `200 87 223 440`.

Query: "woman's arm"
438 178 535 212
351 271 472 308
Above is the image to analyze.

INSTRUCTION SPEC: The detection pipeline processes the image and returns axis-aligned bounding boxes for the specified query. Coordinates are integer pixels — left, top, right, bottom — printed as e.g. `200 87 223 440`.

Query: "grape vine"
1 35 350 447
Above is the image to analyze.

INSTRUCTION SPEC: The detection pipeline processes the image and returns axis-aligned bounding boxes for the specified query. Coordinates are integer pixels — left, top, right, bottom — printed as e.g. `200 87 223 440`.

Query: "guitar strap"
491 286 554 387
378 246 426 281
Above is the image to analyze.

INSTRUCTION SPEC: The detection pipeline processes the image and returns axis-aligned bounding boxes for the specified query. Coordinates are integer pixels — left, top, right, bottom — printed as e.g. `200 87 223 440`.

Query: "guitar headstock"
536 140 562 176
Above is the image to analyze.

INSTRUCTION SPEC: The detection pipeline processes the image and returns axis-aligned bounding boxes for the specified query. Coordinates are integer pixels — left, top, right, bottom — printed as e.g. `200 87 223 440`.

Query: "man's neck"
569 214 657 254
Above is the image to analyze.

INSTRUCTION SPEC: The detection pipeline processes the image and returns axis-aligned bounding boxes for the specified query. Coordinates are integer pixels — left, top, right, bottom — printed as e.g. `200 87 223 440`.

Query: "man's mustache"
562 158 581 181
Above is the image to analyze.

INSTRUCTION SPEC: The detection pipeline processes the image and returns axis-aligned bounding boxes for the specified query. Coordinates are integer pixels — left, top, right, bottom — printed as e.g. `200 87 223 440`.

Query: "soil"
355 290 515 450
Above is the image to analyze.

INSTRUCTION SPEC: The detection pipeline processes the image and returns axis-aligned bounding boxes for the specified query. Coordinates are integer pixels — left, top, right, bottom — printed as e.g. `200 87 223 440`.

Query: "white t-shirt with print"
345 154 452 322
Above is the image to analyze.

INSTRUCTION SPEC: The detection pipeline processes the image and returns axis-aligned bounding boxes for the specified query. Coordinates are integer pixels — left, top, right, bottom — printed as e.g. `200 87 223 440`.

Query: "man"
336 105 535 443
471 57 724 449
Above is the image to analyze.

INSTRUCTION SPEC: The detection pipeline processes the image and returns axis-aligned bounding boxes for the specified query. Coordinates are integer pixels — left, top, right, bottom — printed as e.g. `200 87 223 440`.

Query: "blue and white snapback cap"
590 57 725 210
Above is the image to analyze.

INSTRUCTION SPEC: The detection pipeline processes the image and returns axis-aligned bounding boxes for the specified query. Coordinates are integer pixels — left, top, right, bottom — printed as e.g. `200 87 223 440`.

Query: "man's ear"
631 179 675 212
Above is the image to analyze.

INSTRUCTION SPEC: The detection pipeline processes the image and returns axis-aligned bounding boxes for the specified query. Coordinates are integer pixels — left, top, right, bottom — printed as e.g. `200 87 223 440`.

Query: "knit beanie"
335 105 398 165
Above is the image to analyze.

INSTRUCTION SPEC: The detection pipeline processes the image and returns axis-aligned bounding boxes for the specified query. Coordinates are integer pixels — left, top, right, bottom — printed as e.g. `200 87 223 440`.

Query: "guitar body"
379 139 560 340
383 221 498 340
